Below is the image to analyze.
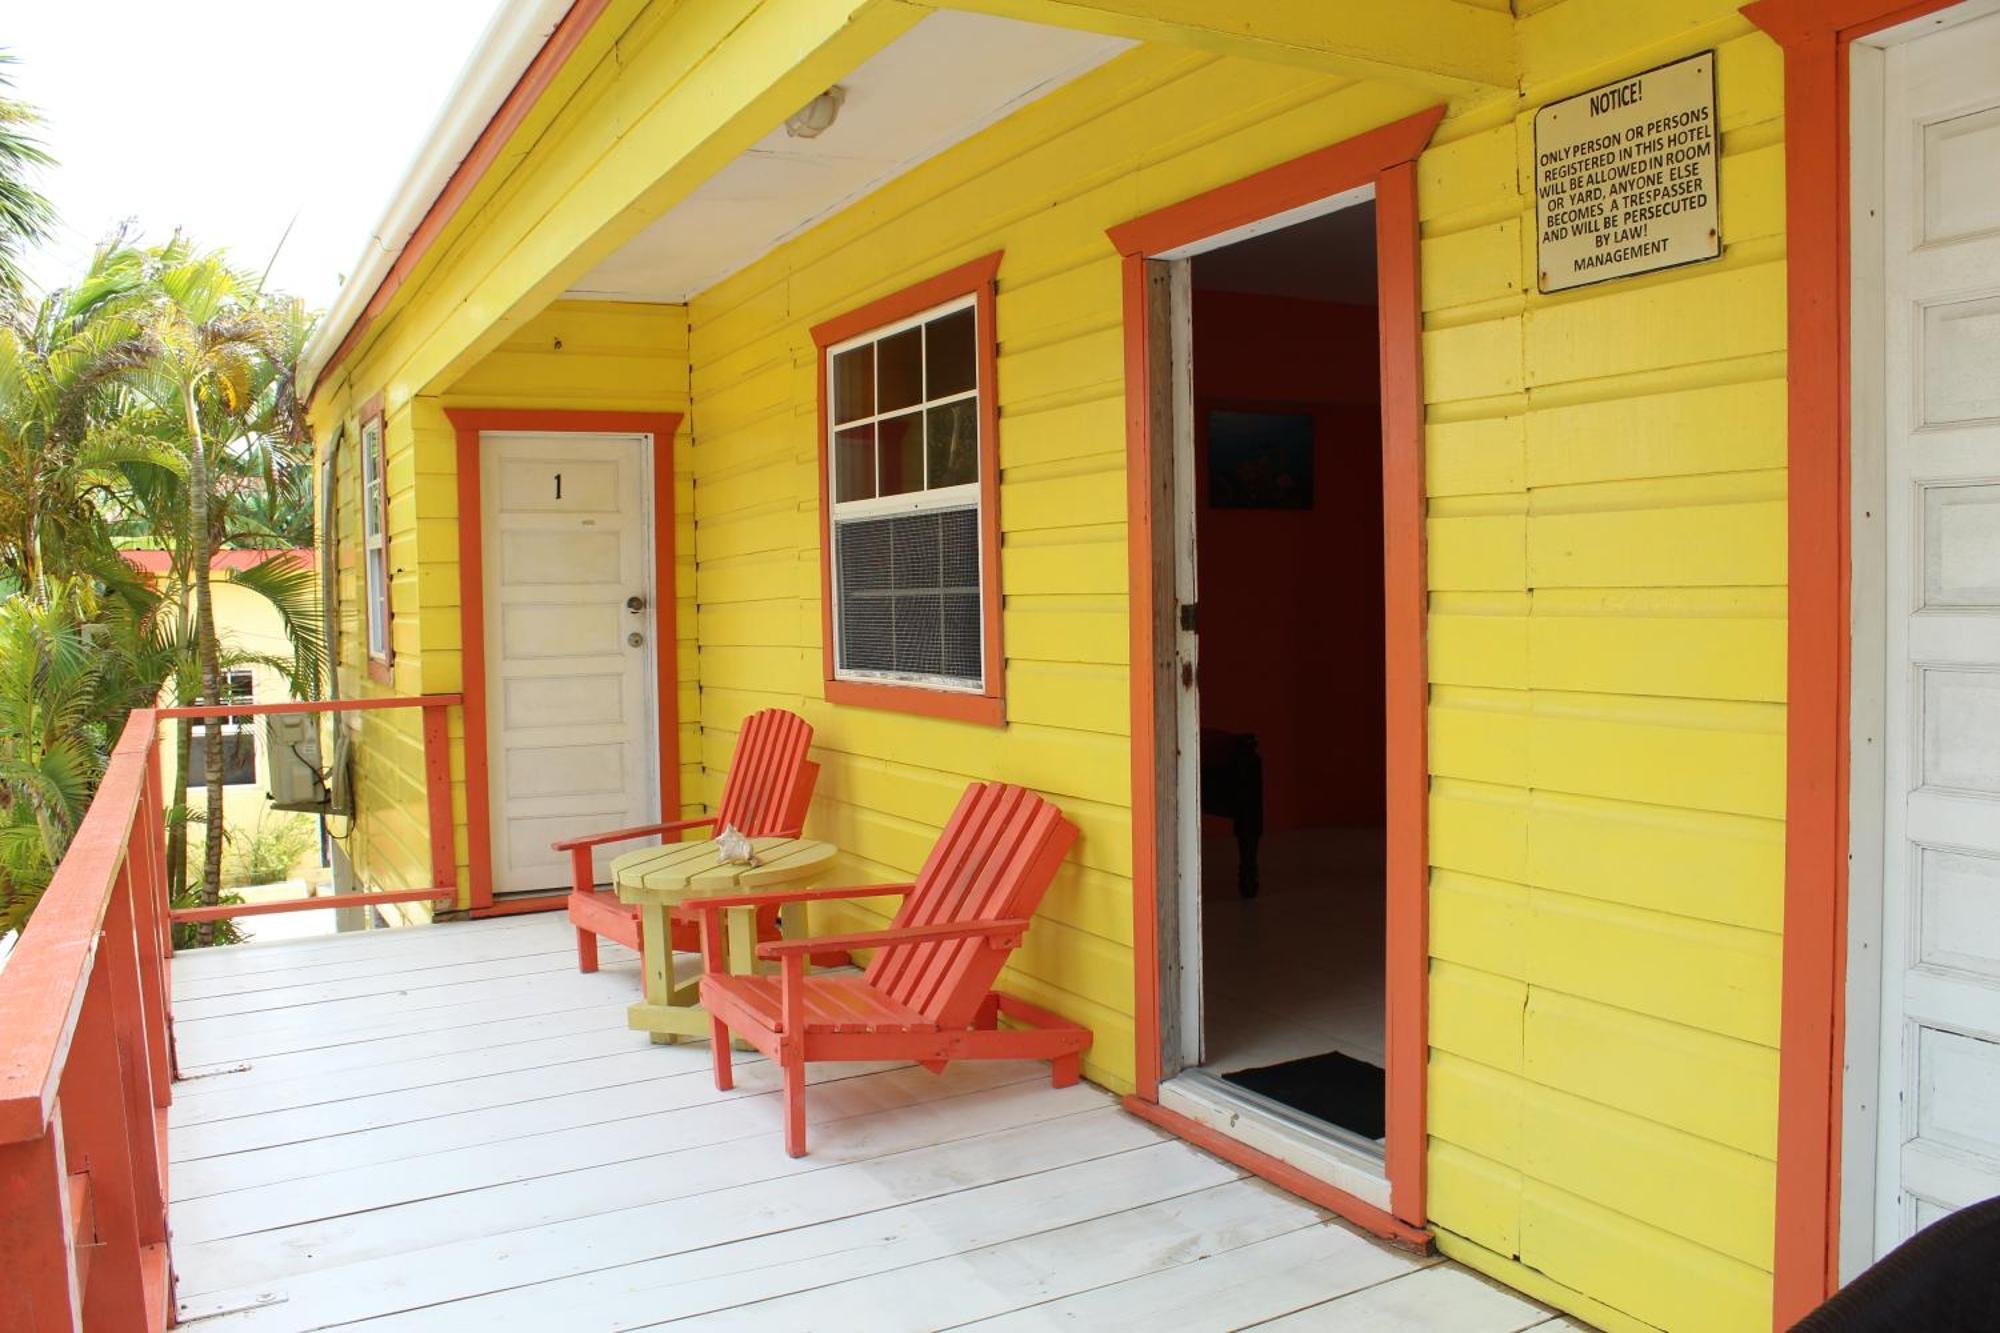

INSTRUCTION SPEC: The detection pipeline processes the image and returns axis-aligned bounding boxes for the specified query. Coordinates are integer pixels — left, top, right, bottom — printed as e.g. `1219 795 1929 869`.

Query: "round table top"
610 836 836 905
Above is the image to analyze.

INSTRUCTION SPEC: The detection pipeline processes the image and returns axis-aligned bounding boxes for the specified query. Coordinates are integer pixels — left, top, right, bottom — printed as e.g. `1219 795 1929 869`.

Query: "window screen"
826 297 985 689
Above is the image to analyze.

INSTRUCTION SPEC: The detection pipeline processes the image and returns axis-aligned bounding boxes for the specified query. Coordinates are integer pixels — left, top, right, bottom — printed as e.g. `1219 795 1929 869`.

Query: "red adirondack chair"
555 708 818 974
691 781 1093 1157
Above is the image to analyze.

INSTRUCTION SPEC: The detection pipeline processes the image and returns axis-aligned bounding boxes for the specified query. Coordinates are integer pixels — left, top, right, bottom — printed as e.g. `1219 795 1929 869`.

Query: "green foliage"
0 582 113 934
223 809 315 890
0 52 54 301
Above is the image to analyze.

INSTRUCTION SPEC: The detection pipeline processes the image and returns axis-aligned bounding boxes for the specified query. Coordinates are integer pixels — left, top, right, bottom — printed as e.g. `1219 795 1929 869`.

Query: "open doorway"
1189 200 1386 1144
1150 190 1391 1168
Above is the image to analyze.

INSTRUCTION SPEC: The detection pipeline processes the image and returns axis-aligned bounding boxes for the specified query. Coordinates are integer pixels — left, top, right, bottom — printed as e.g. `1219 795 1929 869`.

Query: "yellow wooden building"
300 1 2000 1329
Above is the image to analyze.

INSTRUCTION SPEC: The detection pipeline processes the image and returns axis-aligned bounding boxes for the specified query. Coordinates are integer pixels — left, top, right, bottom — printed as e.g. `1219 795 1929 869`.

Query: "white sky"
8 0 506 311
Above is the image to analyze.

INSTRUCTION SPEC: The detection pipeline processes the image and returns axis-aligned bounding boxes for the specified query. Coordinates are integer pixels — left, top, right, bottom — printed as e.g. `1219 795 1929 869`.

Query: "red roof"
120 548 313 576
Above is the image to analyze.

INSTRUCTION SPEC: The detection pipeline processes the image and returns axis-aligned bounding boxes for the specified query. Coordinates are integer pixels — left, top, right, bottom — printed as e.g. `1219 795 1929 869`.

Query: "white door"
481 433 658 894
1875 8 2000 1253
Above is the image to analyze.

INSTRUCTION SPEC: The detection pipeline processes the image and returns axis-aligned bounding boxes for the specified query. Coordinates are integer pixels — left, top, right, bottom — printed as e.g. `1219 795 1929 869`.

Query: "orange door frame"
1108 105 1441 1246
444 407 683 915
1740 1 1963 1325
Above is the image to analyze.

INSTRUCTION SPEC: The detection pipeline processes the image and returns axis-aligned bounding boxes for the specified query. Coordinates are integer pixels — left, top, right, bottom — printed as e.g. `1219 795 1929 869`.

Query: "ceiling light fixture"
785 86 846 139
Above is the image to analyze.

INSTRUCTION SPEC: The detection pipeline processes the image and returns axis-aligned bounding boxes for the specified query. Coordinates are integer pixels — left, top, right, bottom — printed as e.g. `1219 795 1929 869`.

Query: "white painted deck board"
168 915 1562 1331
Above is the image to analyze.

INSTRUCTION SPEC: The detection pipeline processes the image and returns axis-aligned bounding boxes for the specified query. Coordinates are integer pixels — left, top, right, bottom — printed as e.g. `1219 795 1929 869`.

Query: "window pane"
877 326 923 413
926 306 976 399
877 412 924 497
925 399 978 489
833 422 876 502
190 731 257 786
831 345 874 424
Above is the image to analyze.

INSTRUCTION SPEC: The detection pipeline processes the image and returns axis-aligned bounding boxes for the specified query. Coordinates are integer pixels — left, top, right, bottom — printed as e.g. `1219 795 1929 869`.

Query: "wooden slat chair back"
694 781 1091 1156
867 783 1074 1028
557 708 817 973
713 708 815 837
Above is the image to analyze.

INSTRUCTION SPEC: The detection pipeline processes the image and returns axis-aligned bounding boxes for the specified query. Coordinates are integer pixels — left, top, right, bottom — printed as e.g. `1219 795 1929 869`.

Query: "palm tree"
120 241 315 938
0 52 54 301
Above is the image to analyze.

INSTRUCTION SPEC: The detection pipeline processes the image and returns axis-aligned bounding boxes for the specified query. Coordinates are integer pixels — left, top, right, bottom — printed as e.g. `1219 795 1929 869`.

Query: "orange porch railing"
0 694 460 1330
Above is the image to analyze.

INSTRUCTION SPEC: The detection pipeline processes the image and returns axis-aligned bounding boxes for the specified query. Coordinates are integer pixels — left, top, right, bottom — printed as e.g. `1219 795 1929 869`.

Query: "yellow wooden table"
611 836 836 1043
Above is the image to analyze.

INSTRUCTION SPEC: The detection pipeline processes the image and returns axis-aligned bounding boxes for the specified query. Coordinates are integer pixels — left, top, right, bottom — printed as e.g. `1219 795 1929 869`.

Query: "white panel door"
1875 9 2000 1254
481 433 657 894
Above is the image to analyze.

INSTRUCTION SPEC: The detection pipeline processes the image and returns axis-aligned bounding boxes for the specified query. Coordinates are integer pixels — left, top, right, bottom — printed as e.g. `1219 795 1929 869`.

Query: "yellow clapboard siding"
1524 262 1786 387
1428 1142 1523 1259
1519 1179 1771 1332
1426 414 1525 497
1430 959 1527 1071
1525 376 1786 487
1526 499 1786 590
1524 788 1782 932
1524 989 1779 1158
1526 886 1781 1047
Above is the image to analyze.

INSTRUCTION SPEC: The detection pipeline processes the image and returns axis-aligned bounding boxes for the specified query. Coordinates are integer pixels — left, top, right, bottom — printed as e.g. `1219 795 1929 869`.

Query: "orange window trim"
444 407 684 913
1109 104 1441 1241
810 252 1007 728
1741 1 1964 1326
360 395 394 684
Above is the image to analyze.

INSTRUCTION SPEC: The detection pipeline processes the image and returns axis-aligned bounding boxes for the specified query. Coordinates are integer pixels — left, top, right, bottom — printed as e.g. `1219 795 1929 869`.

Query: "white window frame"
825 293 986 693
361 414 391 665
193 669 258 786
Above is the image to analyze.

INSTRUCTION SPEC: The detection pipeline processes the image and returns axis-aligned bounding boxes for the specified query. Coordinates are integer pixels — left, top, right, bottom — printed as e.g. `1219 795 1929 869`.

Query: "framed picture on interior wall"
1208 409 1314 510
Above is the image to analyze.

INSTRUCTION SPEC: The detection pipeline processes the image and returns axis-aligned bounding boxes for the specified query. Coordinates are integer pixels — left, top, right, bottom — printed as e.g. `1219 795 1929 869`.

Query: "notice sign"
1534 52 1720 293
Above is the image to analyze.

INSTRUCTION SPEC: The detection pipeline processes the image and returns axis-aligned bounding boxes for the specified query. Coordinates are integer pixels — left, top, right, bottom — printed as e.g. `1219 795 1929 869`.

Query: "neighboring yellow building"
297 2 2000 1329
130 549 324 888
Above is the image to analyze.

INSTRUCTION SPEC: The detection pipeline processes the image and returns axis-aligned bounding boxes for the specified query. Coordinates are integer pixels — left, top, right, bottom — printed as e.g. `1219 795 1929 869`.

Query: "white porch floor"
166 914 1569 1331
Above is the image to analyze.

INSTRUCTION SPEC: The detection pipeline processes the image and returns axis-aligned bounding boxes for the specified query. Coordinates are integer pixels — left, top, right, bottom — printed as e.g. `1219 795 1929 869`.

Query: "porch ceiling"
562 11 1134 304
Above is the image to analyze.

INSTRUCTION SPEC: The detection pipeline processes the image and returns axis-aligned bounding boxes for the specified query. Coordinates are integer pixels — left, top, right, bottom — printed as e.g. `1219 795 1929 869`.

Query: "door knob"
627 631 644 648
626 595 646 614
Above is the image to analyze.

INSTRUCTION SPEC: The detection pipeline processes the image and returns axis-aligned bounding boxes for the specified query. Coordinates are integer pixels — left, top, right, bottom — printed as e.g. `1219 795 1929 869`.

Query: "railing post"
59 954 150 1328
132 746 176 1093
0 1112 82 1330
104 870 168 1250
422 701 458 906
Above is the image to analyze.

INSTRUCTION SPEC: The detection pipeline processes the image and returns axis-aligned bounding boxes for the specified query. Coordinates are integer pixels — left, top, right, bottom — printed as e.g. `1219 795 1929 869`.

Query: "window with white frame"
826 298 984 689
189 669 257 785
361 414 391 664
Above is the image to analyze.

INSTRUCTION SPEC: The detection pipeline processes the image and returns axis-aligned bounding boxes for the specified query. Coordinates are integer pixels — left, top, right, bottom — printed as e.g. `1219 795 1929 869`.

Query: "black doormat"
1222 1050 1385 1140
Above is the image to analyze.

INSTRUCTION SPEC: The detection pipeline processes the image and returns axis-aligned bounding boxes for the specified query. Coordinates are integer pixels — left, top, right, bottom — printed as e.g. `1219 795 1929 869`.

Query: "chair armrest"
755 918 1031 960
681 882 915 915
551 815 717 853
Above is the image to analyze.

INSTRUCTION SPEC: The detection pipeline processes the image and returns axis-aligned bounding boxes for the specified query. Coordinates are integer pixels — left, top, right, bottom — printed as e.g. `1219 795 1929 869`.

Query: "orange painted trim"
169 886 453 924
469 892 570 919
1111 105 1440 1228
1742 1 1962 1324
1106 106 1444 258
316 0 615 390
1374 158 1430 1224
810 253 1007 726
445 408 684 911
1120 253 1162 1102
1122 1096 1435 1252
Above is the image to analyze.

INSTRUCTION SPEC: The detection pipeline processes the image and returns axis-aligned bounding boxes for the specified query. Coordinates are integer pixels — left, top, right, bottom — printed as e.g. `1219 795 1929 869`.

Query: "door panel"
481 433 657 895
1876 8 2000 1254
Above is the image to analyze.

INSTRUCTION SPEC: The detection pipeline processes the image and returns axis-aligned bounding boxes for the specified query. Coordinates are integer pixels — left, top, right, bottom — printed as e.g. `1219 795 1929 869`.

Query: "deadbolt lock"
627 631 644 648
